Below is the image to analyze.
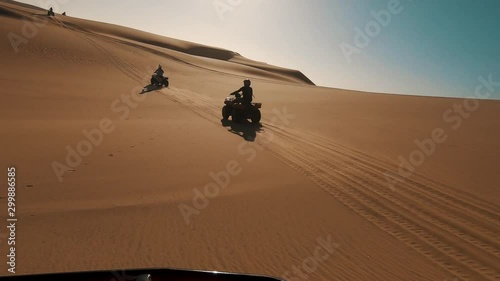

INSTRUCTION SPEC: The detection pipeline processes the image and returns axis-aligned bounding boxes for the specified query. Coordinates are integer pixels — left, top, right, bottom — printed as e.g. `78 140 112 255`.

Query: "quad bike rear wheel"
251 109 261 124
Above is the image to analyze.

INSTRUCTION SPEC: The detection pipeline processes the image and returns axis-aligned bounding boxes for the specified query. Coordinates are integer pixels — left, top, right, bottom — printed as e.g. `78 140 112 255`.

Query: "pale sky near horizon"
15 0 500 99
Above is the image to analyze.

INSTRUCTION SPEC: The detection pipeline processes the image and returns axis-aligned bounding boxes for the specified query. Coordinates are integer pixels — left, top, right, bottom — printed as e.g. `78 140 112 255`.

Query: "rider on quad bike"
47 7 55 16
230 79 253 107
151 65 169 87
222 79 261 124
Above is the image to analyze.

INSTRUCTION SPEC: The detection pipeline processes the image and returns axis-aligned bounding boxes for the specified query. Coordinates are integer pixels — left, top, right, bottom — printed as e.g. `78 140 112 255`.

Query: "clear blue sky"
18 0 500 99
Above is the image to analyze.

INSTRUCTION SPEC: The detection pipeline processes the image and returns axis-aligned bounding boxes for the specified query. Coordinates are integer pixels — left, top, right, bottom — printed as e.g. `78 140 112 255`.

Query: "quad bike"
222 94 261 124
151 74 169 88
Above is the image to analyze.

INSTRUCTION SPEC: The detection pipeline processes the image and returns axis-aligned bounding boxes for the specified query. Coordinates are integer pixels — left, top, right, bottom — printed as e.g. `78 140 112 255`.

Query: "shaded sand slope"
1 1 499 281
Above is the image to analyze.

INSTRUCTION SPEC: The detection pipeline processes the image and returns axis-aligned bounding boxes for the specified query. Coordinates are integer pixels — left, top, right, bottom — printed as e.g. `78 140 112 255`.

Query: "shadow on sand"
140 84 163 94
221 119 262 142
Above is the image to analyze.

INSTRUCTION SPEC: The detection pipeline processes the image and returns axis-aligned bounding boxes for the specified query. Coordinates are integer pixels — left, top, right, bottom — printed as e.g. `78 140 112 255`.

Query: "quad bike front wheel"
222 106 231 120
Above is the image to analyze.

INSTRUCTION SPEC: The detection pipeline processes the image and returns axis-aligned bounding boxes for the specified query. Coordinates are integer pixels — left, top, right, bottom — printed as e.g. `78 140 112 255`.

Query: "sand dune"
1 1 499 280
55 14 314 85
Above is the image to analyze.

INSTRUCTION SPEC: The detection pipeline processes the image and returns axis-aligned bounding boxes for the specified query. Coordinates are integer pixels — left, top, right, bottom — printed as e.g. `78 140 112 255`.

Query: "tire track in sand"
45 19 500 280
160 88 500 281
49 17 144 82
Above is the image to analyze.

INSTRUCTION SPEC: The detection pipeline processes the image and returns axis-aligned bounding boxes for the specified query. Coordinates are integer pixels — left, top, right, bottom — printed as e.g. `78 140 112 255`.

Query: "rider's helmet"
158 64 162 69
243 79 251 87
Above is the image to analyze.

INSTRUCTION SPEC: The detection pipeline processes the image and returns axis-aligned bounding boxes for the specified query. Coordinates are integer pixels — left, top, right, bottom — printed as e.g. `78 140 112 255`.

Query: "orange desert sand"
0 1 499 280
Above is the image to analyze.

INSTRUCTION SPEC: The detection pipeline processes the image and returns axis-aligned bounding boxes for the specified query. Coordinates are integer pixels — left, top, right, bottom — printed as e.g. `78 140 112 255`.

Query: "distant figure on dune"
154 65 164 77
47 7 55 17
149 64 169 88
230 79 253 107
62 12 66 16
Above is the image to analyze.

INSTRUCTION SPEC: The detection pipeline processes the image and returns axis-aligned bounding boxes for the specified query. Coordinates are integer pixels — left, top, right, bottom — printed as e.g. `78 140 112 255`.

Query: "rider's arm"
230 87 244 95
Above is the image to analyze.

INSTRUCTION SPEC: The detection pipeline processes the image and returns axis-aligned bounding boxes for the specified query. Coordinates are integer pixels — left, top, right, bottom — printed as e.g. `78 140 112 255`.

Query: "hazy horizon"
14 0 500 100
